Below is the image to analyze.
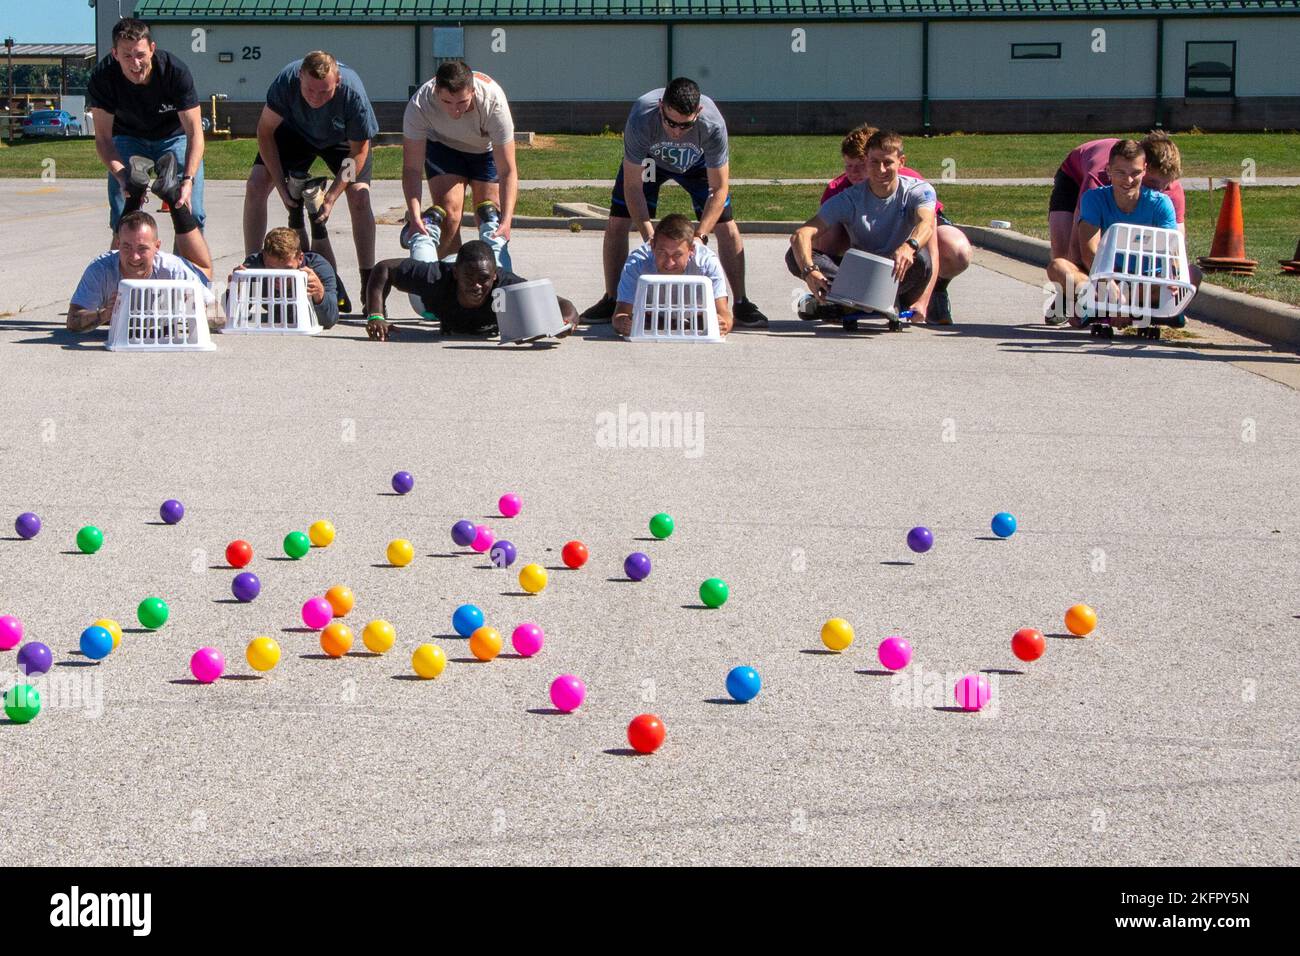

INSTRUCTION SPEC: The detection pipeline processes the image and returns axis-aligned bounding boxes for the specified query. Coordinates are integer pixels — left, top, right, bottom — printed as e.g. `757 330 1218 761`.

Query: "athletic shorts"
609 163 735 223
253 122 374 184
423 140 498 182
1049 167 1080 214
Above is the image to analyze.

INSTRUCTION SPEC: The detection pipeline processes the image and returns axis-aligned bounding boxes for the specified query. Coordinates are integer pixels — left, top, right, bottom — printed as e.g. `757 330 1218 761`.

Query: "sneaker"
928 286 953 325
474 200 501 227
299 177 329 223
150 152 181 206
733 299 768 328
580 294 617 324
400 205 446 250
1044 295 1070 326
336 275 352 315
126 155 153 199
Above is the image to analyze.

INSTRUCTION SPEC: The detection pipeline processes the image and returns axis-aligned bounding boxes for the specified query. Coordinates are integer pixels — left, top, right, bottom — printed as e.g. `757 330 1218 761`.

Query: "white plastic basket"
223 268 320 335
629 275 723 343
1089 224 1196 327
106 279 216 352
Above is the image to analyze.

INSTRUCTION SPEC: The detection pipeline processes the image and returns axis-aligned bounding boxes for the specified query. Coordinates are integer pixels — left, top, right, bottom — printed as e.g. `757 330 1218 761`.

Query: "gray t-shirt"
622 89 728 174
817 176 937 257
71 250 208 311
266 60 379 148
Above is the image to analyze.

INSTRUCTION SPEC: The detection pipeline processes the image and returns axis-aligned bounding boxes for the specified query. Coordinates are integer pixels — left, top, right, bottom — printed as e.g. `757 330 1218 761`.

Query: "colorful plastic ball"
954 674 991 712
94 618 123 650
906 526 934 554
519 563 548 594
498 493 522 518
1065 604 1097 637
79 625 113 661
877 636 913 671
820 618 854 652
309 520 336 547
160 499 184 525
470 525 495 554
320 622 354 658
412 643 446 679
283 531 310 560
301 597 333 630
16 642 52 677
469 626 503 661
0 615 21 650
226 540 253 568
15 512 41 539
246 637 280 672
1012 627 1046 662
190 647 224 683
699 578 729 608
991 512 1017 538
76 525 104 554
649 513 675 540
391 471 415 495
489 540 518 568
386 539 414 567
726 666 761 702
624 552 652 581
137 597 169 630
549 675 586 713
362 620 395 654
452 604 485 637
627 714 666 754
325 585 354 618
561 540 589 569
451 520 477 547
231 572 261 603
4 684 40 724
511 622 544 657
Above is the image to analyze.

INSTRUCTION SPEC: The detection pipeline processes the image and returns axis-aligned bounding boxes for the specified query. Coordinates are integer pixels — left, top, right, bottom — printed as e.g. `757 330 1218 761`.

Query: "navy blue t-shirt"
87 50 199 140
265 60 379 149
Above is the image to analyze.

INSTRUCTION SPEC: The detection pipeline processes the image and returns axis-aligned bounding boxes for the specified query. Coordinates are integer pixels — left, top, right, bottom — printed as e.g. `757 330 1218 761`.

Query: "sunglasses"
660 105 697 130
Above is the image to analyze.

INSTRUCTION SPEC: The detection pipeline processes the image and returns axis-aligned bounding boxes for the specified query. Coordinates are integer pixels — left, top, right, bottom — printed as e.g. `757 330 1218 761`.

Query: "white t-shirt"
616 240 729 304
402 73 514 154
71 250 209 311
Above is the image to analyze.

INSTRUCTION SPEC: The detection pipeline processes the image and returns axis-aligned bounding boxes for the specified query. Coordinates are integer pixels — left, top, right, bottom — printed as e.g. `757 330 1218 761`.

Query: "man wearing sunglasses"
581 77 767 328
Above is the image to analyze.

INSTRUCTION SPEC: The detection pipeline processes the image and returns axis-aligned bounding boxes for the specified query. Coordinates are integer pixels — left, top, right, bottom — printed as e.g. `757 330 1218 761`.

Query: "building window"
1011 43 1061 60
1186 41 1236 97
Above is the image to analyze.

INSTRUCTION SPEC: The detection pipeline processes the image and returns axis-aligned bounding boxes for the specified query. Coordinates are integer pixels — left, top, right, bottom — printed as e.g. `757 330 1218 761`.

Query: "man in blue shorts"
581 78 767 328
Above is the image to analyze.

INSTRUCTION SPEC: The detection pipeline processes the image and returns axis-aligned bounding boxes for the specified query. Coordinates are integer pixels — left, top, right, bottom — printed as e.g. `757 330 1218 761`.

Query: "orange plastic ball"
320 622 354 658
469 626 502 661
325 585 355 617
1065 604 1097 637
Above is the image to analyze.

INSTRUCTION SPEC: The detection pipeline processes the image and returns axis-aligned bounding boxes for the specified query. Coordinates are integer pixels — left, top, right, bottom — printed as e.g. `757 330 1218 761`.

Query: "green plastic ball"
137 597 169 630
649 513 675 540
699 578 729 608
283 531 310 559
4 684 41 724
76 525 104 554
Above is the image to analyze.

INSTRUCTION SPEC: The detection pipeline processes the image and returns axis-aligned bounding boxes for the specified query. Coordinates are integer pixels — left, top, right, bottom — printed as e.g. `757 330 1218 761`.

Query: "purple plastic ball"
624 552 652 581
160 499 184 525
15 512 41 540
17 641 53 677
232 572 261 603
451 520 477 548
906 526 934 554
392 471 414 495
489 539 517 568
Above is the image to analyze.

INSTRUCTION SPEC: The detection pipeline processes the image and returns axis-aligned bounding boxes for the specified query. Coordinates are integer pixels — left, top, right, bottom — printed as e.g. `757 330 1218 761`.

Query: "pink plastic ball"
301 596 333 630
512 622 544 657
0 615 22 651
549 674 585 713
954 674 991 712
498 493 522 519
190 647 225 684
877 636 912 671
470 525 496 553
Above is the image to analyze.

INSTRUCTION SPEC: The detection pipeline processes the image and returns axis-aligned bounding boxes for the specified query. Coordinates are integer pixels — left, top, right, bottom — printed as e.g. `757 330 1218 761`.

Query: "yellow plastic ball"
246 636 281 672
387 539 414 567
1065 604 1097 637
363 619 395 654
325 584 355 617
321 622 354 658
821 617 854 652
309 520 336 547
94 618 123 650
412 643 446 679
519 563 548 594
469 626 503 661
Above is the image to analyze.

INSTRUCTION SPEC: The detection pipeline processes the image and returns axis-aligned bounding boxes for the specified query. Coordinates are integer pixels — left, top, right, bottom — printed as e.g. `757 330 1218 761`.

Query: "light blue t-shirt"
616 240 729 304
266 59 379 148
71 251 209 311
817 175 937 257
1079 185 1177 232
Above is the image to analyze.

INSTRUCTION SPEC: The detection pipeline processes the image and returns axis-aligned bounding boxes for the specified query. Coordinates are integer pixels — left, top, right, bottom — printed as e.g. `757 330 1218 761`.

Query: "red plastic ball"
226 540 253 569
627 714 666 754
561 540 589 570
1011 627 1046 662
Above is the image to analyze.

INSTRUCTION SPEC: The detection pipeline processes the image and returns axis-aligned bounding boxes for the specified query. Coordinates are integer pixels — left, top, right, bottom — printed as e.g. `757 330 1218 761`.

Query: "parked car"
21 110 83 138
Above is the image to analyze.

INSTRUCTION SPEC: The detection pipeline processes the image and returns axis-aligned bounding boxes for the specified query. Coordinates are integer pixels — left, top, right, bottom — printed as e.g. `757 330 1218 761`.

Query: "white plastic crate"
1088 224 1196 327
106 279 216 352
629 275 723 343
223 268 320 335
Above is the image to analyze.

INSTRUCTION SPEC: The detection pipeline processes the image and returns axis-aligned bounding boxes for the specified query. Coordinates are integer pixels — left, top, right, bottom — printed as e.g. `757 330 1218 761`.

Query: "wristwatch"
801 264 817 278
905 238 920 251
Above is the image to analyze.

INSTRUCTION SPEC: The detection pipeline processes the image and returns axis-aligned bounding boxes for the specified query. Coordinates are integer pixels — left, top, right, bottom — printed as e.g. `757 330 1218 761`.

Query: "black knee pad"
310 219 329 243
170 204 201 236
288 205 305 229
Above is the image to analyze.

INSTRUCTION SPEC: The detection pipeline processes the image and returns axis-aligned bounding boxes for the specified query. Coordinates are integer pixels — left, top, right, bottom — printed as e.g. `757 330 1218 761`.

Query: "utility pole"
4 37 14 143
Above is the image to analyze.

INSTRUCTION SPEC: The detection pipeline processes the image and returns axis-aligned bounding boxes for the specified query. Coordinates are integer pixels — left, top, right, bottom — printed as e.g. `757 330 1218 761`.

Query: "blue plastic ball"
232 572 261 603
451 520 477 548
624 552 652 581
726 666 762 703
906 526 934 554
15 512 41 539
160 499 184 524
489 540 517 568
452 603 485 638
991 512 1017 538
391 471 414 494
79 625 114 661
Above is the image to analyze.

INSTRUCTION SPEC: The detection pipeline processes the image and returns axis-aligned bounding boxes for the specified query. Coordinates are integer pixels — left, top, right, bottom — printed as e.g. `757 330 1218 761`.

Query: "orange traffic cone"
1280 237 1300 276
1197 180 1258 275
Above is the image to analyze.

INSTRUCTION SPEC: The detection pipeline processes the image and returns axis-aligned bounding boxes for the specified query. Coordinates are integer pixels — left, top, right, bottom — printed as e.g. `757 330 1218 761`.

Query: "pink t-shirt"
822 167 944 215
1060 138 1185 223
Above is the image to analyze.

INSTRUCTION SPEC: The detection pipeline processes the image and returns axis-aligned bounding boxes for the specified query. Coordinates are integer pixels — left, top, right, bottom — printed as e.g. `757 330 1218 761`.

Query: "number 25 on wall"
242 46 261 60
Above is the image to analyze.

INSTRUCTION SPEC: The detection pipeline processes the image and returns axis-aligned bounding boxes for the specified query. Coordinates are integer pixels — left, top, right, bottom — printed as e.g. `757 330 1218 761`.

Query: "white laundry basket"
223 268 320 334
1089 224 1196 328
629 275 723 343
106 279 215 352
